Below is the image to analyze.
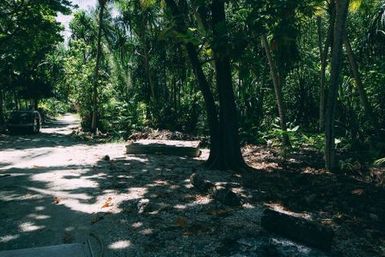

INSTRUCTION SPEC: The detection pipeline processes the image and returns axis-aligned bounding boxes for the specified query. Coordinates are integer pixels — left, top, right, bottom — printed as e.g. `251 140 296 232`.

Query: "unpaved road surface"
0 114 131 253
0 114 331 257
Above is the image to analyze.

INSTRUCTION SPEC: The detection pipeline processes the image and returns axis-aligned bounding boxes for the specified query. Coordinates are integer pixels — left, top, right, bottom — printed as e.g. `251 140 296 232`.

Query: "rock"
102 155 110 161
190 173 214 193
137 199 150 214
212 186 242 207
261 208 334 251
126 140 201 157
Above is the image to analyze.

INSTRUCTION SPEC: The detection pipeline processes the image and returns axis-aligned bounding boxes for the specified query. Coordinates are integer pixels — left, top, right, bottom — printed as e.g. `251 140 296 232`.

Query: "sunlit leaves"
349 0 363 12
140 0 157 9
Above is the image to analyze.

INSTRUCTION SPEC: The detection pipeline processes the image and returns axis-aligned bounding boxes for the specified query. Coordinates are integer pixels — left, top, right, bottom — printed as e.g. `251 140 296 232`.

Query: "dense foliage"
1 0 385 171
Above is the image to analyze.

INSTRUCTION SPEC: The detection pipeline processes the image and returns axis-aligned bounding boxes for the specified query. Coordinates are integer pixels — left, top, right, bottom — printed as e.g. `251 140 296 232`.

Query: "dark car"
7 110 42 134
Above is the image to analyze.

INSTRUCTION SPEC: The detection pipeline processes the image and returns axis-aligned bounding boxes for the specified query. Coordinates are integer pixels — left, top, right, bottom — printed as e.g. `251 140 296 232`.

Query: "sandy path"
0 114 145 255
0 114 329 257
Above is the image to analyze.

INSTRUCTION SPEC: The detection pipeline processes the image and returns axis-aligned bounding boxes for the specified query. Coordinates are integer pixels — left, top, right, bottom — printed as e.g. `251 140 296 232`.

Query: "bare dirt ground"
0 114 384 257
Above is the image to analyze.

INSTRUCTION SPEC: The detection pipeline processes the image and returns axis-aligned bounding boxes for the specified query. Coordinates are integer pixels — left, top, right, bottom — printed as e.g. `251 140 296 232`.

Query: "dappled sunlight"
31 168 98 190
2 114 369 256
25 187 92 201
0 235 20 243
19 222 45 233
26 214 50 220
0 191 44 202
125 187 148 200
108 240 132 250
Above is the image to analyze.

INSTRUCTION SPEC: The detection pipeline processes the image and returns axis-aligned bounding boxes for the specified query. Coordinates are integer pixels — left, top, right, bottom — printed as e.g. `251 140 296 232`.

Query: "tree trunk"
261 35 291 148
344 37 378 131
317 16 333 131
324 0 350 171
318 3 336 132
33 98 39 110
91 1 106 133
210 0 245 170
164 0 220 166
0 89 4 125
143 37 155 102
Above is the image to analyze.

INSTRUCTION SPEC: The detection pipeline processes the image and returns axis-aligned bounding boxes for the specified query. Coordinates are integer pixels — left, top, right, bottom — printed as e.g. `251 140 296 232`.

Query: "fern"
374 157 385 166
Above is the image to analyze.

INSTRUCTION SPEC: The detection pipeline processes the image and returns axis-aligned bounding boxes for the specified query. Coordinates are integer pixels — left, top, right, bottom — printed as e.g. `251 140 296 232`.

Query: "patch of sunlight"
0 191 44 201
63 199 99 214
139 229 153 235
271 238 311 254
243 203 256 209
25 187 92 200
126 156 148 163
117 175 133 179
31 170 98 190
266 203 312 220
19 222 45 232
153 179 169 185
193 195 212 205
126 187 148 200
27 214 50 220
35 206 45 211
131 222 143 228
108 240 132 250
0 234 20 243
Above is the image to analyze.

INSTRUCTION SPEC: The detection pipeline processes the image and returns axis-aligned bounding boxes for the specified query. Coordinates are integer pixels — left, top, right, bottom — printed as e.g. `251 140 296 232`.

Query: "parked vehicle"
7 110 42 134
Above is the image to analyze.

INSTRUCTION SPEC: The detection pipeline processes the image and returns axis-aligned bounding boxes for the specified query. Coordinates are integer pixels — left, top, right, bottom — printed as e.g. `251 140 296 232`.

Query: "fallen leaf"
101 197 113 208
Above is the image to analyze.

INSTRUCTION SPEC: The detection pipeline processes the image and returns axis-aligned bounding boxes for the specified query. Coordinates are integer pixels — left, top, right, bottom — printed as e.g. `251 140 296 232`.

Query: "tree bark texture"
324 0 350 171
210 0 245 170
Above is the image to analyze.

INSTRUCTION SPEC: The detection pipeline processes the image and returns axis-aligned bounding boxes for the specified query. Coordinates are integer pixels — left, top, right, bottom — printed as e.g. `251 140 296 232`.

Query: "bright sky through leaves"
56 0 98 40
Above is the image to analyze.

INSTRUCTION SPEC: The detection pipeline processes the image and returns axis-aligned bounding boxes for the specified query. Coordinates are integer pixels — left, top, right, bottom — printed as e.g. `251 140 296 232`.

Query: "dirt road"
0 114 330 257
0 114 136 254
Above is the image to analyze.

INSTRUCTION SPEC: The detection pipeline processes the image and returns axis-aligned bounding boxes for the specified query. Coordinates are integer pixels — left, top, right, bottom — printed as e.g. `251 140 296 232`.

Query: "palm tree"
91 0 108 133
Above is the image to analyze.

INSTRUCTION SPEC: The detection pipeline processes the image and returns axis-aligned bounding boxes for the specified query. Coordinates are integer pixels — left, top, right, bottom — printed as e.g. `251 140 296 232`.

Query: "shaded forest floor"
0 116 384 256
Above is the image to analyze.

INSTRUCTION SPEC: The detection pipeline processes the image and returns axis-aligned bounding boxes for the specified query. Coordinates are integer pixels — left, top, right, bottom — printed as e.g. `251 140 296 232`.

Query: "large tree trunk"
324 0 350 171
261 35 291 148
91 0 106 133
210 0 245 170
164 0 220 166
344 37 378 131
165 0 246 170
